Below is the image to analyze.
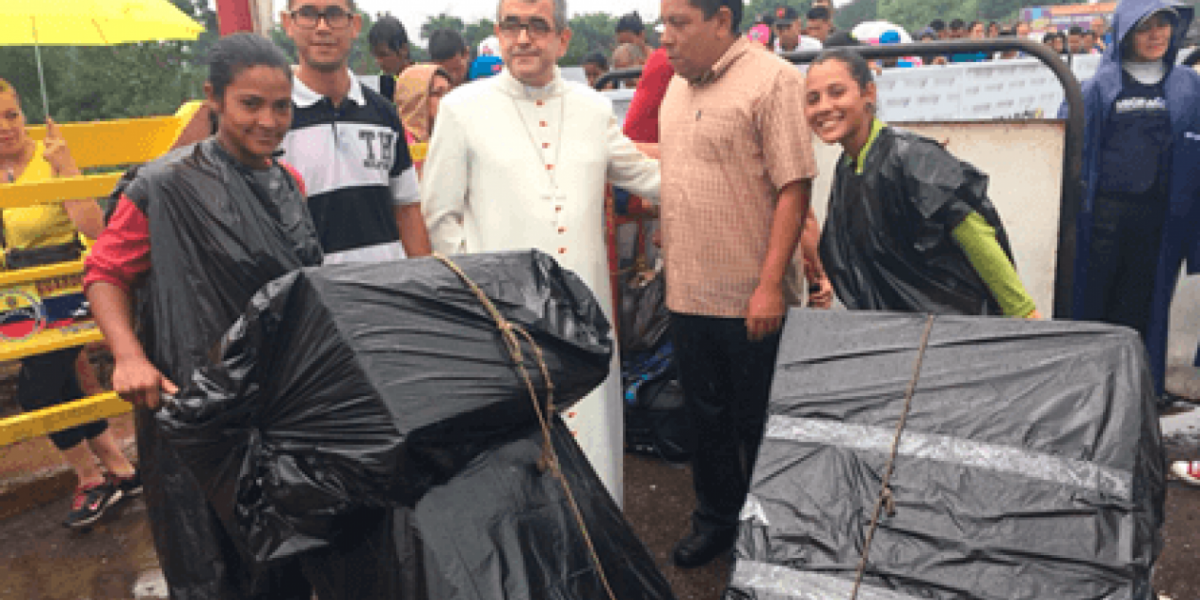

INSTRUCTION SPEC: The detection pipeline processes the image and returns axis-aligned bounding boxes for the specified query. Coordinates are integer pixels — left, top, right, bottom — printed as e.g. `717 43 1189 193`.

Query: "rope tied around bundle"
849 315 936 600
432 252 618 600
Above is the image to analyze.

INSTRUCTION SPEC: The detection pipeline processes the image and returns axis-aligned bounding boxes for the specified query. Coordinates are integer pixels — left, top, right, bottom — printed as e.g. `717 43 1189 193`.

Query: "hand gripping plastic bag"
158 250 613 564
105 139 325 598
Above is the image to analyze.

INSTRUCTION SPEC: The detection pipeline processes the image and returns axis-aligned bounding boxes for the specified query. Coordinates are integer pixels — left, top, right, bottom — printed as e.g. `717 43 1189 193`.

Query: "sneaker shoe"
63 480 123 529
112 470 142 498
1169 461 1200 487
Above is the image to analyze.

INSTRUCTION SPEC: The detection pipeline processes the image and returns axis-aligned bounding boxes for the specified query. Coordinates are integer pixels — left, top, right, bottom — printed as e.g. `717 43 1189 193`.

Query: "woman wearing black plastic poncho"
803 48 1042 318
84 34 407 600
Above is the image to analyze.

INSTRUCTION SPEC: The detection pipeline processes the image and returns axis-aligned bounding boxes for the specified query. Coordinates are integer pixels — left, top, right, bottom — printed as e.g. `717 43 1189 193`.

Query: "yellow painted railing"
0 393 129 448
0 102 210 447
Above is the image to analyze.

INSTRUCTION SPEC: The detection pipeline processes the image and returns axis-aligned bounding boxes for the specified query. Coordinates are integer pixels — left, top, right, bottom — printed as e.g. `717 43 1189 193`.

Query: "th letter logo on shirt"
359 130 393 170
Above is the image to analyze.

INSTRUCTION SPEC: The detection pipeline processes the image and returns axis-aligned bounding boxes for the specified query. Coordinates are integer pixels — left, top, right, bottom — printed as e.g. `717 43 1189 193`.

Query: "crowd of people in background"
364 1 1127 97
739 7 1116 67
370 16 506 101
907 14 1111 64
566 4 1124 86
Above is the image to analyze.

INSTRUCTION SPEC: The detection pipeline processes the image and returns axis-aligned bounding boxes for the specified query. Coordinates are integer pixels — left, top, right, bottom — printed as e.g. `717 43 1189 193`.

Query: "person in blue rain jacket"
1065 0 1200 399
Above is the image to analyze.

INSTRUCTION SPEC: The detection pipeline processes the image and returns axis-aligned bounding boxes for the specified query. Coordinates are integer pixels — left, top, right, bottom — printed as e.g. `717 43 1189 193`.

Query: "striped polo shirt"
281 71 418 263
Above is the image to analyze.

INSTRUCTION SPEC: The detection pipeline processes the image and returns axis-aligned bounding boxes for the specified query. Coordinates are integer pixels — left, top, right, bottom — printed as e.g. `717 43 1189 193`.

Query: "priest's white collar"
496 66 568 101
291 68 367 108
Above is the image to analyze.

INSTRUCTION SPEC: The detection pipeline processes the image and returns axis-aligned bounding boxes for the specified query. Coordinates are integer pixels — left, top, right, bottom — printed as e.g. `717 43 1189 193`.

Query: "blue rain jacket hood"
1109 0 1190 65
1071 0 1200 391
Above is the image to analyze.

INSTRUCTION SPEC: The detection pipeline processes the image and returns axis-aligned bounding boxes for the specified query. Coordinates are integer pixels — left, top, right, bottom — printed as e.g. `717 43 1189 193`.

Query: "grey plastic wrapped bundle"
727 309 1165 600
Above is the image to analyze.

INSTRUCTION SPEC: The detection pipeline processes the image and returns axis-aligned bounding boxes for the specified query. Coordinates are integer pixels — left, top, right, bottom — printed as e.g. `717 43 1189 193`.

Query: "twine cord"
849 315 936 600
433 252 618 600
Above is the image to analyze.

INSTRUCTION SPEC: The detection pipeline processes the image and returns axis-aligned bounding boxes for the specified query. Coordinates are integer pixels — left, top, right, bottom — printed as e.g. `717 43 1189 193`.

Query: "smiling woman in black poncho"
803 48 1041 319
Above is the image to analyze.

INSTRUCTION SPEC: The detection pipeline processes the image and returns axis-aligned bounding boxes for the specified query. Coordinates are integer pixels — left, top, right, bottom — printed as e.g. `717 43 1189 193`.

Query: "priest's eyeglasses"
290 5 352 29
498 17 555 39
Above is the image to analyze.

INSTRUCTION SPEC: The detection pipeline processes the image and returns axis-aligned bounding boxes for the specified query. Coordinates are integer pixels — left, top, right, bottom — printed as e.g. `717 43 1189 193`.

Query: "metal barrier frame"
597 39 1085 318
0 102 210 447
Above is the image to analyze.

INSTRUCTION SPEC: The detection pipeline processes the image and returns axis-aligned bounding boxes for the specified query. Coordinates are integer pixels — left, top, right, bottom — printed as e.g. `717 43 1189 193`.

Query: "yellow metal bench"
0 102 210 447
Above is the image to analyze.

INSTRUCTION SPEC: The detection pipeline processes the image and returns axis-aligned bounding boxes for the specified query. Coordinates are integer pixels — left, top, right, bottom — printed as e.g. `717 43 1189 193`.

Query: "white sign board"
603 55 1102 124
875 55 1101 121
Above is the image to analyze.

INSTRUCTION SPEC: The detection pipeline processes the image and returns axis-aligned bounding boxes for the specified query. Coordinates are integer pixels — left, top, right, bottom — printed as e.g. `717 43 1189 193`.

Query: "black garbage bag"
158 250 613 564
401 419 678 600
619 267 670 354
727 309 1164 600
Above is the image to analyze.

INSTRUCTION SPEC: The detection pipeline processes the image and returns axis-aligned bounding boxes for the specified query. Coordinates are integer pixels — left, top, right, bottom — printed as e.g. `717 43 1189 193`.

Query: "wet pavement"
0 492 159 600
2 432 1200 600
1158 401 1200 600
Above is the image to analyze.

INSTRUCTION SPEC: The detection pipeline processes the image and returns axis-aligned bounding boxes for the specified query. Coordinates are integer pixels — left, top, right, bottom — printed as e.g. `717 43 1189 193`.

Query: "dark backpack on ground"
623 341 695 463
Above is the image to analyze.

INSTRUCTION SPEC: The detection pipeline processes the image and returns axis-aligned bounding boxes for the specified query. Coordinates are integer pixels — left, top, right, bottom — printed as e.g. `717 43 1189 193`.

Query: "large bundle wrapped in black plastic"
727 309 1164 600
157 250 613 564
401 419 677 600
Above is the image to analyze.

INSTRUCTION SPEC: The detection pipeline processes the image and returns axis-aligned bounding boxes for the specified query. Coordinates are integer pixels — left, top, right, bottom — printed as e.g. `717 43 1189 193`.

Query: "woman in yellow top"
0 78 139 529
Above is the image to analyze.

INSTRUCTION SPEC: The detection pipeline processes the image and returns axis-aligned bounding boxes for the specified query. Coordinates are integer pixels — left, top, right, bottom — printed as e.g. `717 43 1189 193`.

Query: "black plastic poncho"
106 138 323 599
819 126 1015 315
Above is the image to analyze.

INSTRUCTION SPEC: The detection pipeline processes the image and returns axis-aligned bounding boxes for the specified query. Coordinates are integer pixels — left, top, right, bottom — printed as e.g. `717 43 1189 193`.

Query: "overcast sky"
270 0 852 42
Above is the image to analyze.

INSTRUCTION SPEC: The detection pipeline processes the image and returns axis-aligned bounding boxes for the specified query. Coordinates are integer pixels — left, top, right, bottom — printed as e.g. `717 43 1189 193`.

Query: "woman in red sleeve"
85 34 327 600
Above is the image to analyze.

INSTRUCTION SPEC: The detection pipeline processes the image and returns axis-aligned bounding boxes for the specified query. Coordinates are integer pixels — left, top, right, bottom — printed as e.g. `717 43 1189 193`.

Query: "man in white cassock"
421 0 660 503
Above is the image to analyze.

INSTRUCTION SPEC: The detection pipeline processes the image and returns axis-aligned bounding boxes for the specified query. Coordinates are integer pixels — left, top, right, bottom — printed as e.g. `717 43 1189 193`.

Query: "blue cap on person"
879 30 902 44
469 55 504 81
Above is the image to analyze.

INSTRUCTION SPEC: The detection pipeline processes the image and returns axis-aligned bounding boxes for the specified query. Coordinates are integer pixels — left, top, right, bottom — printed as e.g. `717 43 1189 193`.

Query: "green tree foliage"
978 0 1030 22
877 0 1089 32
421 13 466 40
560 12 621 66
0 0 218 124
46 45 203 123
743 0 813 26
409 45 432 63
878 0 980 34
349 11 379 74
978 0 1077 24
463 19 497 55
269 25 298 62
0 47 68 124
835 0 879 30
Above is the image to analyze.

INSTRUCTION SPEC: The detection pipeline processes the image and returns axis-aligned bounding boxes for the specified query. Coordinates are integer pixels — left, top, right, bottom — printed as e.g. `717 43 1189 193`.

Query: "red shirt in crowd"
622 47 675 144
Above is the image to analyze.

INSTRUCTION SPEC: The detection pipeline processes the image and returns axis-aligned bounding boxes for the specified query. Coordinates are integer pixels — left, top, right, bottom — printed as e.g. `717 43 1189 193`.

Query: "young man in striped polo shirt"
281 0 431 263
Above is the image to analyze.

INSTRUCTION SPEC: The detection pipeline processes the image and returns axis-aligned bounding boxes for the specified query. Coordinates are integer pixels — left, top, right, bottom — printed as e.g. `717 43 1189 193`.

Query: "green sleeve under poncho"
819 120 1037 317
